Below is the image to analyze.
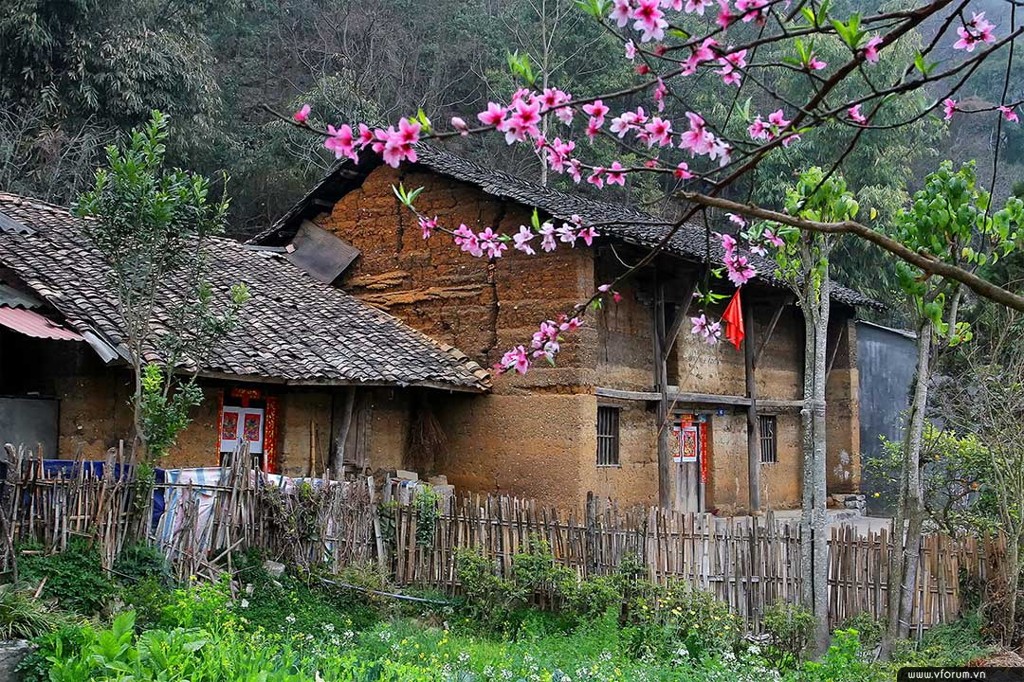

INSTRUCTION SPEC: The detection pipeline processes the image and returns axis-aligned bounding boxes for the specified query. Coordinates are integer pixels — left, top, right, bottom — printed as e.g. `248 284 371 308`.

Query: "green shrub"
114 542 172 586
0 584 61 639
18 540 116 615
795 629 886 682
838 611 883 650
763 600 816 666
16 623 87 682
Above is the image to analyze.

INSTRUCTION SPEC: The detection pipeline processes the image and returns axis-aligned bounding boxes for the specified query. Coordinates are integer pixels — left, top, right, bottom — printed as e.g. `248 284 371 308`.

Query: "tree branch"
678 191 1024 311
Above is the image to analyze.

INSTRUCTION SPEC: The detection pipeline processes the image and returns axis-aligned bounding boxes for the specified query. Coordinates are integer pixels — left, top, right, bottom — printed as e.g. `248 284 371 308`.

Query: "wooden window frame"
759 414 778 464
596 405 621 467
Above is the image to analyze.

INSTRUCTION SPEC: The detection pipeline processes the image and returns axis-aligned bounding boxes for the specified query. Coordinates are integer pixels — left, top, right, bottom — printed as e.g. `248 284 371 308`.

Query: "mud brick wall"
311 165 602 505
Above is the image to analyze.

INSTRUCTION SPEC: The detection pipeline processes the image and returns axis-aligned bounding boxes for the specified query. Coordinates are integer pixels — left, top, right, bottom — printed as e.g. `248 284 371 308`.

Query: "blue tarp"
35 460 166 528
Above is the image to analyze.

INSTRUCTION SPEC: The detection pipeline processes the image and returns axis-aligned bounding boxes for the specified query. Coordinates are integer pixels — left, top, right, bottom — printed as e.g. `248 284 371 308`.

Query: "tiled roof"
0 193 490 391
257 145 877 309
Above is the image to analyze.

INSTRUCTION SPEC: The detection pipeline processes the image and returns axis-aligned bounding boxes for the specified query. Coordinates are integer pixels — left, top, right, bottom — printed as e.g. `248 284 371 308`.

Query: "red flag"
723 289 745 350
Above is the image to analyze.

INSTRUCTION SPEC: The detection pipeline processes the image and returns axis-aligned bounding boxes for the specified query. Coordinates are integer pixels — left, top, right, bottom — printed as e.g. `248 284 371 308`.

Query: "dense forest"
2 0 1022 312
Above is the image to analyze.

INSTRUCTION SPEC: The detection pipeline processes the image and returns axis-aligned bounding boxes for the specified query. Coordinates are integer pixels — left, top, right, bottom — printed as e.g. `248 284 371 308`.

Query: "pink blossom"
717 49 747 87
684 0 714 14
292 104 311 123
557 222 578 246
582 100 610 126
808 55 827 70
768 109 790 128
478 102 508 127
512 225 536 255
372 118 420 168
748 116 769 140
539 222 557 252
999 105 1020 123
716 0 736 28
559 315 583 332
357 123 374 148
545 137 576 173
503 98 542 143
679 112 715 155
577 225 599 246
610 0 633 27
735 0 767 23
848 104 867 125
324 124 358 162
653 78 668 112
781 133 801 148
478 227 507 259
498 346 531 374
727 213 746 227
720 232 738 252
691 314 721 344
451 116 469 135
567 160 583 183
862 36 883 64
644 116 674 147
764 229 785 248
453 223 483 258
954 12 996 51
624 40 637 61
674 162 694 180
606 162 627 186
587 167 605 189
725 252 756 286
418 216 437 239
709 138 732 166
942 98 958 121
586 118 602 141
633 0 668 42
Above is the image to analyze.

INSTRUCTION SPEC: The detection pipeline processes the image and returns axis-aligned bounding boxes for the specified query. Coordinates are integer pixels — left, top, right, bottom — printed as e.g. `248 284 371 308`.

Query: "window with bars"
597 406 620 466
759 415 778 464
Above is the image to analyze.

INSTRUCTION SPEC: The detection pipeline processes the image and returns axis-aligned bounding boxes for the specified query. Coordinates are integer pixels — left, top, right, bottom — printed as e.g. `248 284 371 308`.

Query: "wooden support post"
744 302 762 513
754 301 786 367
331 387 356 479
653 280 671 509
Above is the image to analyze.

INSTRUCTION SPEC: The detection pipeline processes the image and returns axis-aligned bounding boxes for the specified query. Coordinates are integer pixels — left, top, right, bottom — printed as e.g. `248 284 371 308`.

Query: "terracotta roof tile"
0 192 490 392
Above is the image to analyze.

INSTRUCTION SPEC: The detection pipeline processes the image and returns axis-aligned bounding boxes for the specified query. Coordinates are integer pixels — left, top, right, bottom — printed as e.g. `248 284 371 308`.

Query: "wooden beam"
744 302 761 513
663 277 701 359
593 386 795 408
825 321 845 381
664 390 752 406
754 302 787 367
595 387 662 401
653 280 671 509
758 399 805 410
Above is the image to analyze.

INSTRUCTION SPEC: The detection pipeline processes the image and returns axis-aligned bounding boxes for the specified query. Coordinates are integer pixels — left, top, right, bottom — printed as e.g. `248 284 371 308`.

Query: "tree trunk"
800 276 831 654
882 317 932 656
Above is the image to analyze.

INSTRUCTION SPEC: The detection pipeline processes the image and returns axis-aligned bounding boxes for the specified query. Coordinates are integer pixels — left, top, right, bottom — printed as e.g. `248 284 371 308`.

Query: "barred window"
597 406 620 466
759 415 778 464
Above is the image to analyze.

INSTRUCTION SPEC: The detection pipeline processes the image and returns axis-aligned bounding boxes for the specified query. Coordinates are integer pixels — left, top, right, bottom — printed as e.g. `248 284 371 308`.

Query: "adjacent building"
0 192 489 476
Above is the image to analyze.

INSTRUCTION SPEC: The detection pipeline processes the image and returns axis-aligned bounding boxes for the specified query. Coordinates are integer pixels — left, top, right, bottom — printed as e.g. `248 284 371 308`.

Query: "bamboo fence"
0 446 1004 633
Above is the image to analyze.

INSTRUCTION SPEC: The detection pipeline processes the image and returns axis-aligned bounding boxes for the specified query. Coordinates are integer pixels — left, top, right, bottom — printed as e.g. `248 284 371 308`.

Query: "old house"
0 192 490 474
254 146 875 514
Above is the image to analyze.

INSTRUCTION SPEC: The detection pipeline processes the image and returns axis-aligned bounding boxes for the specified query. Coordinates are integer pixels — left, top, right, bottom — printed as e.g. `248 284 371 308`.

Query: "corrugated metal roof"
0 306 83 341
0 283 42 309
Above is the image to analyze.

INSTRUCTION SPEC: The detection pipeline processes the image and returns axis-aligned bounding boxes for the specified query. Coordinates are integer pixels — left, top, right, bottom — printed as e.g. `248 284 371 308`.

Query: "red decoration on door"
699 422 710 484
264 397 280 473
723 289 745 350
